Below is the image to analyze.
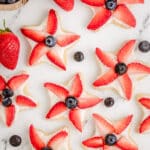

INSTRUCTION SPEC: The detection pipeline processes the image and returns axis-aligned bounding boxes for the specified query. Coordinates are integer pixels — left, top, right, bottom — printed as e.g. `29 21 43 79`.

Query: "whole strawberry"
0 20 20 70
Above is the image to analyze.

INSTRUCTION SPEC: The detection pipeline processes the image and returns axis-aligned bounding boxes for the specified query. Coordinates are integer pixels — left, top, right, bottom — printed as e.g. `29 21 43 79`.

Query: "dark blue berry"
105 134 117 146
138 41 150 52
41 147 52 150
74 51 84 62
65 96 78 109
7 0 18 4
45 36 56 47
104 97 114 107
115 62 127 75
105 0 117 10
9 135 22 147
2 97 12 107
2 88 14 98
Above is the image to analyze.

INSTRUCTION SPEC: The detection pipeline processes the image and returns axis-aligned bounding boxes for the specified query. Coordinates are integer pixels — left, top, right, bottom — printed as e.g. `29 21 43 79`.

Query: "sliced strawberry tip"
0 75 6 90
87 7 112 30
118 0 144 4
8 74 29 90
16 95 37 107
29 125 46 150
139 97 150 109
139 116 150 133
44 82 69 99
81 0 105 6
46 102 67 119
82 136 104 148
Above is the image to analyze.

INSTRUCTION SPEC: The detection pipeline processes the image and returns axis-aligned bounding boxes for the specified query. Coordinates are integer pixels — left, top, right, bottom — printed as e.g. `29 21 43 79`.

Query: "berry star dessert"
81 0 144 30
93 40 150 100
44 73 102 132
0 73 36 126
82 113 138 150
21 9 80 70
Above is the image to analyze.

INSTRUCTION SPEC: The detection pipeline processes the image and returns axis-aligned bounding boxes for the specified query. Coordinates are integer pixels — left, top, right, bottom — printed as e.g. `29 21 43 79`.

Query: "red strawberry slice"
93 113 115 135
69 109 82 132
103 145 119 150
54 0 74 11
116 136 138 150
44 82 69 99
46 50 66 70
114 115 133 134
117 40 136 62
16 95 37 107
113 5 136 27
139 116 150 133
81 0 105 6
57 34 80 47
69 74 83 97
87 7 112 30
139 98 150 109
78 97 102 109
46 102 67 119
82 136 104 148
118 0 144 4
5 105 15 127
29 125 46 150
21 28 47 42
47 9 58 35
47 130 68 148
8 74 29 90
96 48 116 68
0 75 6 90
93 69 118 87
119 73 132 100
29 43 48 65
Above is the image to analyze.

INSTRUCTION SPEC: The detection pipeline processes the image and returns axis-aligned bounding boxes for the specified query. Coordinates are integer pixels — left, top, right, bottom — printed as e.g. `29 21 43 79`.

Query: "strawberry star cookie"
82 113 138 150
93 40 150 100
29 125 69 150
21 9 80 70
81 0 144 30
0 74 36 127
44 73 102 132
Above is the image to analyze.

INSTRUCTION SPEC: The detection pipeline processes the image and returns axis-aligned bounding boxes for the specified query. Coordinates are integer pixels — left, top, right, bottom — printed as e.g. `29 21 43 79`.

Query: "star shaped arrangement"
81 0 144 30
44 73 102 132
0 74 36 127
29 124 69 150
82 113 138 150
93 40 150 100
21 9 80 70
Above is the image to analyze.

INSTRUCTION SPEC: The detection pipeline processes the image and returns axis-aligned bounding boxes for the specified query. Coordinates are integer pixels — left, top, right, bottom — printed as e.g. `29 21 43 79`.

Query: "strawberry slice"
117 40 136 62
139 98 150 109
47 9 58 35
87 7 111 30
114 115 133 134
118 0 144 4
57 34 80 47
44 82 69 99
116 136 138 150
128 63 150 74
93 113 115 135
96 48 116 68
82 136 104 148
93 69 118 87
16 95 37 107
8 74 29 90
46 102 67 119
119 73 132 100
139 116 150 133
69 109 82 132
103 145 119 150
81 0 105 6
78 97 102 109
46 50 66 70
5 105 15 127
0 75 6 90
113 5 136 27
29 125 46 150
47 130 68 148
54 0 74 11
29 43 48 65
21 28 47 42
69 74 83 97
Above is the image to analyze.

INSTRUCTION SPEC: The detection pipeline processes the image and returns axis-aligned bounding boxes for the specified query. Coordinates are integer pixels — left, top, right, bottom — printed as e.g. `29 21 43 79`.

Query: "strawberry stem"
0 19 11 33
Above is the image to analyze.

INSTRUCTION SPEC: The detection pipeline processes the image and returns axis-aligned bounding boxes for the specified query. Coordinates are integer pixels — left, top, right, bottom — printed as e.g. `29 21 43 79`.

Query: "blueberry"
0 0 6 4
45 36 56 47
104 97 114 107
2 88 14 98
115 62 127 75
105 134 117 146
7 0 17 4
65 96 78 109
74 51 84 62
2 97 12 107
138 41 150 52
9 135 22 147
105 0 117 10
41 147 52 150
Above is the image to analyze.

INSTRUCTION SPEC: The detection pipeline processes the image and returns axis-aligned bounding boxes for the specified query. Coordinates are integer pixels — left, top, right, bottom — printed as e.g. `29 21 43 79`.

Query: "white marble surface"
0 0 150 149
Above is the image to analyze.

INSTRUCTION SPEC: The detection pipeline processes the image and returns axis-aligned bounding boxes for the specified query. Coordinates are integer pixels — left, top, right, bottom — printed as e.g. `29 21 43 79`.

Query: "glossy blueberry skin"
74 51 84 62
9 135 22 147
104 97 114 107
105 134 117 146
45 36 56 48
105 0 117 10
2 88 14 98
65 96 78 109
41 147 52 150
115 62 128 75
2 97 12 107
138 41 150 53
